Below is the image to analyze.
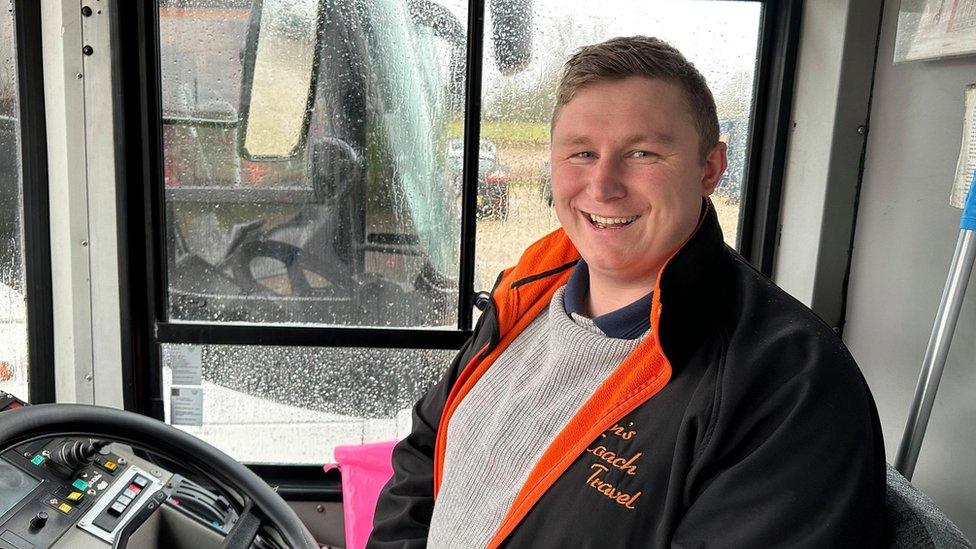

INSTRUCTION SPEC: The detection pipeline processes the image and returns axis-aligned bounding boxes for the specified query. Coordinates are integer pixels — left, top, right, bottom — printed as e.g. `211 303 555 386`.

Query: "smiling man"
369 36 886 548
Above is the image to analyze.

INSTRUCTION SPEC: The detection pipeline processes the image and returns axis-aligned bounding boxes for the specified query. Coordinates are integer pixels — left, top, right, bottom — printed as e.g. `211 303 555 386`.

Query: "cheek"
552 160 591 184
550 168 579 201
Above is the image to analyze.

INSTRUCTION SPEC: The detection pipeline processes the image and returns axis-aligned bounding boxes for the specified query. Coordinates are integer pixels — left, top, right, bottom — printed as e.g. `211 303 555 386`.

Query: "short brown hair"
552 36 719 162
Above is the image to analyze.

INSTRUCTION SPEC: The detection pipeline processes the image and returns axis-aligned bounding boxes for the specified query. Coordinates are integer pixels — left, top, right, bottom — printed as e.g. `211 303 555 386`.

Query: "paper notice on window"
895 0 976 63
951 84 976 208
170 387 203 426
168 345 202 386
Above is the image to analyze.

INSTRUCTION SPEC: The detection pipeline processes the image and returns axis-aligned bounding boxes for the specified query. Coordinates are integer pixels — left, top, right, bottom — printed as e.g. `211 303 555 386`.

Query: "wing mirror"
239 0 321 159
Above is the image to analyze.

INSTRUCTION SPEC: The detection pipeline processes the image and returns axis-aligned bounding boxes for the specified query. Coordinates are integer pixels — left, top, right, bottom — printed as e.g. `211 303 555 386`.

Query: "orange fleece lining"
486 279 671 547
433 268 573 495
485 204 709 547
434 229 581 495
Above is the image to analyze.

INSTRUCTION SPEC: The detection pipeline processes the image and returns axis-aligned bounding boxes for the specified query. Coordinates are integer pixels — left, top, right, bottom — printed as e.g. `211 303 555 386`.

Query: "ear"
700 141 728 196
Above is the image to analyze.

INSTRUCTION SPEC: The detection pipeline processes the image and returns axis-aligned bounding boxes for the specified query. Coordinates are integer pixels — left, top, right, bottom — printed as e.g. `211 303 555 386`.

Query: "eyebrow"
555 132 676 147
624 132 676 146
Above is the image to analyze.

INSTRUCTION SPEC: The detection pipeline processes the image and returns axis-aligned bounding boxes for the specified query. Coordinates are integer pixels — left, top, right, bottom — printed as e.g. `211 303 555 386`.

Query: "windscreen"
0 460 40 517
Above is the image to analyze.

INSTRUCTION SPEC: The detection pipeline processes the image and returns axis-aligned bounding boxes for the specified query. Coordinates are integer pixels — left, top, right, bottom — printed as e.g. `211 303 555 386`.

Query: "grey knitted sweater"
427 286 646 548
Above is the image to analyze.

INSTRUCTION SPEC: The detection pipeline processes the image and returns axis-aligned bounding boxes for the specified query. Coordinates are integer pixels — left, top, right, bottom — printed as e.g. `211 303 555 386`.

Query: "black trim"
156 323 472 350
247 465 342 502
737 0 802 276
456 0 486 331
15 0 55 404
116 0 167 419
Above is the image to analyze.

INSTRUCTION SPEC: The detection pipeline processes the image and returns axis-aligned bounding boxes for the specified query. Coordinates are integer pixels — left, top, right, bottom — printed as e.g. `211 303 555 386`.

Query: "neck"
585 271 657 317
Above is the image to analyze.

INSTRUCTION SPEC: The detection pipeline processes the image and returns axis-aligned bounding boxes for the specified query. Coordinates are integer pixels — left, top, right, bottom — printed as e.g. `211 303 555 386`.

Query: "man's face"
550 76 726 286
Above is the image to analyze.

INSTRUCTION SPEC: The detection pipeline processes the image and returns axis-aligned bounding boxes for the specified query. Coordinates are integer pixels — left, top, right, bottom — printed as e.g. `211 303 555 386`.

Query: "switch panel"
77 466 164 545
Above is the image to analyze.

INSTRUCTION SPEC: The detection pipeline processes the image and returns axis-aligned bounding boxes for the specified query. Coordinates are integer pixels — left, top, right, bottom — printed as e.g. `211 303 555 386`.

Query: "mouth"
585 212 639 229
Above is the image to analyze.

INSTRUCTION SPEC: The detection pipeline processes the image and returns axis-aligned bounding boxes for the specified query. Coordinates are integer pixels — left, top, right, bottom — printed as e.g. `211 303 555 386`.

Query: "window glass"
159 0 466 327
161 343 455 463
155 0 763 465
0 9 27 401
474 0 761 294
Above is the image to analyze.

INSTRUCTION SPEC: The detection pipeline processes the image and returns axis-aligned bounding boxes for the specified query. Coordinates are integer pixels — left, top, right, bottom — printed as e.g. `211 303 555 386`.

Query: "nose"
587 155 627 202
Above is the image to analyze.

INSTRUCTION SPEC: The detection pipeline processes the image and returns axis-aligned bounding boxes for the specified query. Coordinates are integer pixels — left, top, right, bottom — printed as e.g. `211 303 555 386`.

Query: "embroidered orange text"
586 464 642 509
608 422 636 440
585 445 642 475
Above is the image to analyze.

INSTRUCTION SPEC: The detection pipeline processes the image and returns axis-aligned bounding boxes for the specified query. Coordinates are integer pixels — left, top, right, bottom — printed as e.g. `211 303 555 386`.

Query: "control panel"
0 392 238 548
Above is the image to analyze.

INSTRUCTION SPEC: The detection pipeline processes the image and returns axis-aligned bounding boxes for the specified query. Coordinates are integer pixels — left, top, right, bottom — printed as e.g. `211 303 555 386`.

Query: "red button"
128 483 142 493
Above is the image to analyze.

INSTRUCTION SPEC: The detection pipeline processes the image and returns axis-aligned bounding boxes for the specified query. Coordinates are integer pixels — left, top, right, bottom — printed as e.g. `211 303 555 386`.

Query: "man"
369 36 886 548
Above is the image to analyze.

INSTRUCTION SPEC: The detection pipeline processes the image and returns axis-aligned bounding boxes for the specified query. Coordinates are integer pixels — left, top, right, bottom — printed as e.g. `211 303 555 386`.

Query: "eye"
630 150 658 159
573 151 594 159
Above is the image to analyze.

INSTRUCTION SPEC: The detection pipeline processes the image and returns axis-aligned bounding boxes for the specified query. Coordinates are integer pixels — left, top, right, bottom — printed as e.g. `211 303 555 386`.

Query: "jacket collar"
495 198 733 368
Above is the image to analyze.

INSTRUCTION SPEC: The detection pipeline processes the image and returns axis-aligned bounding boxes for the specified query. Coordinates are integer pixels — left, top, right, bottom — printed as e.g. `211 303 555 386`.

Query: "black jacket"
369 201 887 548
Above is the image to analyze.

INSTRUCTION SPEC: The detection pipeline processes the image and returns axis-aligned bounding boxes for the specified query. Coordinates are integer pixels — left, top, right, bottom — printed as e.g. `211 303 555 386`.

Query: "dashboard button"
71 479 89 491
66 491 84 503
108 502 126 516
57 503 72 514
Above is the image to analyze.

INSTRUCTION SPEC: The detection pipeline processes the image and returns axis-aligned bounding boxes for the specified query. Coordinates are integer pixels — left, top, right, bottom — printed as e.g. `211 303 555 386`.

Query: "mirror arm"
406 0 465 47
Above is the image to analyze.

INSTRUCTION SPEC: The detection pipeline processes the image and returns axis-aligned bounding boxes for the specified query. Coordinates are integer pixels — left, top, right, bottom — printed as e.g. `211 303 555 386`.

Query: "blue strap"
962 171 976 231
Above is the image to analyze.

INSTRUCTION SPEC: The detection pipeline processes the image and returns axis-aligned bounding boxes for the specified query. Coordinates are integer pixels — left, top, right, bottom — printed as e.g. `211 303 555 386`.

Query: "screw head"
82 45 93 56
857 125 867 135
84 373 92 382
316 504 325 513
81 5 92 16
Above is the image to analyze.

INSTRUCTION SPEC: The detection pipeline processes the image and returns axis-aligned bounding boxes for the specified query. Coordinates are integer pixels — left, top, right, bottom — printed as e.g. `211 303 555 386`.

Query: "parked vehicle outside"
447 137 511 219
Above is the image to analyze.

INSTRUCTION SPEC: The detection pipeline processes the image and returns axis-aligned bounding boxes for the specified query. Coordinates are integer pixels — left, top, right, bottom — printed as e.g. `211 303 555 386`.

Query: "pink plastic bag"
324 440 397 549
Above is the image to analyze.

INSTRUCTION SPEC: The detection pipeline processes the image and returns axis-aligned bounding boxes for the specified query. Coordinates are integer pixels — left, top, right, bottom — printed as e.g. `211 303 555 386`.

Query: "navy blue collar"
562 260 652 340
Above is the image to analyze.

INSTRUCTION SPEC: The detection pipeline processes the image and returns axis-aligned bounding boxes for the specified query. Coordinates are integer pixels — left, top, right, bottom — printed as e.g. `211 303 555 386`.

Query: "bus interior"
0 0 975 547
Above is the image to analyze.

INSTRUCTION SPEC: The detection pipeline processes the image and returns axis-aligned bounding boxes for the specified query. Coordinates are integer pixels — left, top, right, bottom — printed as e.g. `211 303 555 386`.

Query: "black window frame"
114 0 800 463
13 0 55 405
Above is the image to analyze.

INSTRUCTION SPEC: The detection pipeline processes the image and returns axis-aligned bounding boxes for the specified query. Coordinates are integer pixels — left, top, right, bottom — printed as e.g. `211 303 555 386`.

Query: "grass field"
447 119 550 146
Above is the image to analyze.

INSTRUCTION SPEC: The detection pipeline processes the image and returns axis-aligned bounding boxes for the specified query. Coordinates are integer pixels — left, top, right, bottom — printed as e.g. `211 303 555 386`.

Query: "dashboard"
0 391 246 549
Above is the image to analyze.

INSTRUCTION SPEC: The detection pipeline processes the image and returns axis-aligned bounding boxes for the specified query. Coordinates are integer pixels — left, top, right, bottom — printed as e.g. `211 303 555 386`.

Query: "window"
148 0 766 464
160 0 464 328
0 7 28 401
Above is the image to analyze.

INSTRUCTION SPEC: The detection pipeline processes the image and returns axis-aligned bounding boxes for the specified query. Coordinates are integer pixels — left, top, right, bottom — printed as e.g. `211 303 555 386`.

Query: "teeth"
588 213 638 226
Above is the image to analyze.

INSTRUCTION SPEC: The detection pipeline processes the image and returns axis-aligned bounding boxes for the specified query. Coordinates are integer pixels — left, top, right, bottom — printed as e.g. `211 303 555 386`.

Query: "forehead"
552 77 696 141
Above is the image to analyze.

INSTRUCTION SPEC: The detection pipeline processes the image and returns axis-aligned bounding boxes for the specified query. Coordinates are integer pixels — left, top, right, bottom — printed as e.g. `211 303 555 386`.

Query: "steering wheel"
0 404 319 549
